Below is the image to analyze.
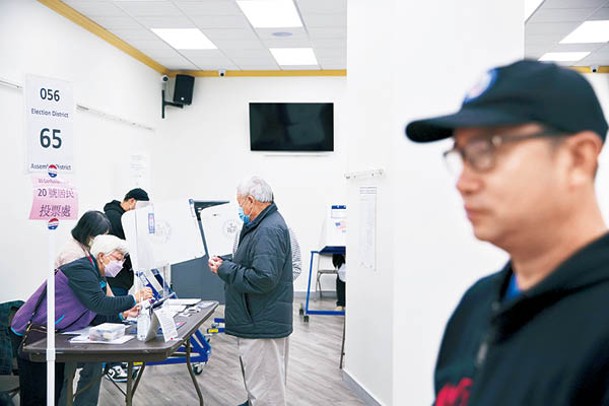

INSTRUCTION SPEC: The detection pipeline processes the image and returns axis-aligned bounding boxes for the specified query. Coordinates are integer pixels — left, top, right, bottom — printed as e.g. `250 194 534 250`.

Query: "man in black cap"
406 60 609 405
102 188 149 382
103 188 149 296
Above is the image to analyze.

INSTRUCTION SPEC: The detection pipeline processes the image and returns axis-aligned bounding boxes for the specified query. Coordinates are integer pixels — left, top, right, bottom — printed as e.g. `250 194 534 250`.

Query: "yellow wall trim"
570 66 609 74
169 69 347 77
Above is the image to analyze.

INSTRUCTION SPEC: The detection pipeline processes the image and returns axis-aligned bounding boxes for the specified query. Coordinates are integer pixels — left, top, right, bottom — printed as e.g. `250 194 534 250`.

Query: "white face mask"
104 260 123 278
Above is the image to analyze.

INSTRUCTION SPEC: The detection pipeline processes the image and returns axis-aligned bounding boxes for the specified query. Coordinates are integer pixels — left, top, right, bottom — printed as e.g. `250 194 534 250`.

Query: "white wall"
152 76 348 293
344 0 522 404
0 0 160 302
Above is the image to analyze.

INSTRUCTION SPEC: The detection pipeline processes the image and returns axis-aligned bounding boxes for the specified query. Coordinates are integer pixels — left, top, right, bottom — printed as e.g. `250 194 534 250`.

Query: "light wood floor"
98 296 363 406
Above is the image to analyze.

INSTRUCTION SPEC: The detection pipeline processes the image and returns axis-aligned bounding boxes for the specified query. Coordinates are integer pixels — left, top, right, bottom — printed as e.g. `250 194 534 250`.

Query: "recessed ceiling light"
560 20 609 44
270 48 317 66
151 28 216 50
538 52 590 62
237 0 302 28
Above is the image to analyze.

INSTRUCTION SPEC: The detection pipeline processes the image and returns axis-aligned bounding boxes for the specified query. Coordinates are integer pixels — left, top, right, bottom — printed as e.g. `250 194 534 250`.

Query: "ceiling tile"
174 1 241 16
526 21 581 35
542 0 607 8
589 7 609 19
137 16 194 28
111 28 160 42
211 39 267 51
254 28 309 40
63 1 123 17
223 49 270 58
281 65 321 70
307 27 347 39
310 38 346 48
261 38 311 48
202 27 258 41
230 56 277 65
127 39 176 52
295 0 347 14
115 1 183 17
153 56 198 70
190 15 250 29
236 62 280 70
528 8 596 23
301 13 346 28
92 16 142 30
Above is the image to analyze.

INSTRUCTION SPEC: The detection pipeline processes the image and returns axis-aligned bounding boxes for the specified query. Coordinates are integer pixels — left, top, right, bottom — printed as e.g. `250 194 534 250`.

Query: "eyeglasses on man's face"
442 130 565 176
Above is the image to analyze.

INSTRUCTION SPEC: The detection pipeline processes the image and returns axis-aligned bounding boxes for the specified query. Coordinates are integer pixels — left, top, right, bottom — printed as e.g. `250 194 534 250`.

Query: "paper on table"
154 307 178 342
164 298 201 306
62 327 91 335
69 335 135 345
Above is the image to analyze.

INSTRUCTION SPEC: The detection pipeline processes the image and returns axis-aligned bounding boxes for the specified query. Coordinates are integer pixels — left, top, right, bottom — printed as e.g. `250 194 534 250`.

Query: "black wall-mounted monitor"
249 102 334 152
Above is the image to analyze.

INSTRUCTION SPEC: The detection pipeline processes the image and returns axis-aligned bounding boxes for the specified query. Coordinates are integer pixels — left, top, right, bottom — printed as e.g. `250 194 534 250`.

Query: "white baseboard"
342 369 383 406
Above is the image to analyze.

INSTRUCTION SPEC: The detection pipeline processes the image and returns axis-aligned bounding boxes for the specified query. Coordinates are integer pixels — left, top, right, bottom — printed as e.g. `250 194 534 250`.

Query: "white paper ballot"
69 335 134 345
154 307 179 342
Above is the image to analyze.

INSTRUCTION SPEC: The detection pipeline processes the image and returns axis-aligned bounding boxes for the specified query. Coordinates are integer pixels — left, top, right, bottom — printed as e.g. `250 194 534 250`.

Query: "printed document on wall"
359 186 377 271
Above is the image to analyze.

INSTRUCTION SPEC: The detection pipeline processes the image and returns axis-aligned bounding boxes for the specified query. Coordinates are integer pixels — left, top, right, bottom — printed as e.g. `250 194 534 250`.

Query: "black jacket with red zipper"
435 232 609 406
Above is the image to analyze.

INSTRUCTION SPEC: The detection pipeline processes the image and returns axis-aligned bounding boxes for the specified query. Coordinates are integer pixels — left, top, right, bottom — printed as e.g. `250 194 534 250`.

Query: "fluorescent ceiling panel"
237 0 302 28
539 52 590 62
560 20 609 44
151 28 216 50
270 48 317 65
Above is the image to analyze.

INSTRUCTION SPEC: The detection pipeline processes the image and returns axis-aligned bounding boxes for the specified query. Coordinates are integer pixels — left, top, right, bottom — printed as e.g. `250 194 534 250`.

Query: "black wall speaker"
173 74 195 105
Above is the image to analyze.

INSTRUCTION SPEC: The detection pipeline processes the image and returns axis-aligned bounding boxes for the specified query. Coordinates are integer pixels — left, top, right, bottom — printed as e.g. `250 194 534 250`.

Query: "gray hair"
90 235 129 257
237 176 274 203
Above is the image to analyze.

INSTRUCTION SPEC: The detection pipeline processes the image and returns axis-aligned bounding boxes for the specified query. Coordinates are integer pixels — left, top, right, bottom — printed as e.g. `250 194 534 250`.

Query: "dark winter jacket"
217 203 293 338
435 232 609 405
103 200 133 291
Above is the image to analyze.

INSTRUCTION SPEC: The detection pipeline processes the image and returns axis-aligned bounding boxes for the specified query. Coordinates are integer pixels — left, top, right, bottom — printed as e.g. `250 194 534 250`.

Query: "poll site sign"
29 173 78 221
25 74 74 174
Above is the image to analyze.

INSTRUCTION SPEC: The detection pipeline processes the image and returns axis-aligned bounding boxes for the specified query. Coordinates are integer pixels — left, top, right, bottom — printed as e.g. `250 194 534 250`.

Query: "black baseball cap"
124 188 149 201
405 60 608 143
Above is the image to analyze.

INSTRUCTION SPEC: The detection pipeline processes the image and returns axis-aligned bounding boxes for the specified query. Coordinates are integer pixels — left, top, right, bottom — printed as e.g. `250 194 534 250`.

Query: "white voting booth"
301 204 347 322
122 198 207 297
198 202 241 258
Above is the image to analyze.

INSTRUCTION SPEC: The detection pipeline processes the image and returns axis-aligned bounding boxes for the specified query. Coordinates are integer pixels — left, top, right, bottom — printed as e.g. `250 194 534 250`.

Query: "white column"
344 0 523 404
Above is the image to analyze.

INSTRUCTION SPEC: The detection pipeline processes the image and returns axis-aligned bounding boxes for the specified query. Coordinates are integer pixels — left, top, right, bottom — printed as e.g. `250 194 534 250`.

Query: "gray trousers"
238 337 289 406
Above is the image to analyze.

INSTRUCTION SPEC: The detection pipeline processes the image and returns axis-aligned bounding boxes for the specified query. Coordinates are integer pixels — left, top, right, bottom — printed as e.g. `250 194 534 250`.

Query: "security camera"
591 65 599 73
161 75 169 82
218 69 226 77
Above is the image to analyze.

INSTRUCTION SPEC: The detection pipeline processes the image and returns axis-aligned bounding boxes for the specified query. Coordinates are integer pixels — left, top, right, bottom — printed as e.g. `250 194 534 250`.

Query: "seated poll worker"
10 234 152 406
209 176 293 406
405 60 609 405
54 211 112 406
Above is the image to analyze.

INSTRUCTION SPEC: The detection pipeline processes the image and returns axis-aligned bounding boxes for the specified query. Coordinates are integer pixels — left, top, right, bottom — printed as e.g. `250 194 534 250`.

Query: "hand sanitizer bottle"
137 300 151 341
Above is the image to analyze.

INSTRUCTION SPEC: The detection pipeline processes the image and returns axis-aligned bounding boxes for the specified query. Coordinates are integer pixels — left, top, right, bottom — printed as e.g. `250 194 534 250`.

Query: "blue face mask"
238 206 250 225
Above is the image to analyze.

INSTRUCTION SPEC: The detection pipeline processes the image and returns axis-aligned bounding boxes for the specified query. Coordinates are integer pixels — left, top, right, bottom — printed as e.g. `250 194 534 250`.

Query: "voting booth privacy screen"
198 202 241 257
320 204 347 250
122 198 206 272
249 102 334 152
